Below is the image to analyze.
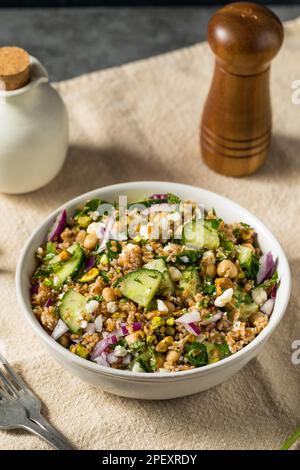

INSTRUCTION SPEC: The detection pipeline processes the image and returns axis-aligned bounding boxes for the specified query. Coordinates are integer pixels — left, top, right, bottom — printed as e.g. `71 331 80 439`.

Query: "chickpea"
102 287 118 302
83 232 98 250
205 263 216 278
166 350 180 364
76 230 86 245
217 260 238 278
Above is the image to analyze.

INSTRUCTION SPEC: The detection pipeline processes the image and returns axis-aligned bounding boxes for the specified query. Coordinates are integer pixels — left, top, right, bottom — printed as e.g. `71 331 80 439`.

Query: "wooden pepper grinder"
200 2 284 176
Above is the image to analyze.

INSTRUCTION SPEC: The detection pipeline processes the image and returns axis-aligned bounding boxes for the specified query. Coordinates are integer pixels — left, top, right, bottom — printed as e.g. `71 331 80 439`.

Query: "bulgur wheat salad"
30 193 278 373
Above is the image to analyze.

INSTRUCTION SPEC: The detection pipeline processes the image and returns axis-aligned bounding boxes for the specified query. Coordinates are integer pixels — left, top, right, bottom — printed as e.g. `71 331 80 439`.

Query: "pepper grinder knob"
200 2 284 176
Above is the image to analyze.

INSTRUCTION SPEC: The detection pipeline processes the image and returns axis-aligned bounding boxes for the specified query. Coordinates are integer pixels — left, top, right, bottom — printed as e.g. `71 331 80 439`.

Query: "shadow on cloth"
255 134 300 181
27 143 180 206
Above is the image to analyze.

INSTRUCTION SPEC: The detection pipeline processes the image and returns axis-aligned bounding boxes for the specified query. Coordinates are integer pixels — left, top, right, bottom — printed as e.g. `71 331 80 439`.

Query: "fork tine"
0 384 10 400
0 352 27 391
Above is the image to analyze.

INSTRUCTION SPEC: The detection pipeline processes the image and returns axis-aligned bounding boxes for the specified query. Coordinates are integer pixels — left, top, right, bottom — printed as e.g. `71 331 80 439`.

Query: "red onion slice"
45 297 54 308
30 284 39 295
257 252 276 285
95 352 109 367
200 311 223 325
85 256 96 271
132 322 142 331
122 354 132 365
51 319 69 340
91 333 118 360
150 194 168 200
260 298 275 316
48 209 67 242
97 216 115 253
117 324 129 336
107 351 119 364
188 322 201 336
271 283 277 299
176 310 201 324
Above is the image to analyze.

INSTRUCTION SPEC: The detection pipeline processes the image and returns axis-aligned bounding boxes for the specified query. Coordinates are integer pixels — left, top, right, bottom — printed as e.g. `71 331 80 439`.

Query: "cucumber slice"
183 220 220 250
179 267 200 297
144 258 174 295
237 245 252 265
116 268 162 308
48 243 79 267
51 243 85 286
239 302 258 321
59 289 86 333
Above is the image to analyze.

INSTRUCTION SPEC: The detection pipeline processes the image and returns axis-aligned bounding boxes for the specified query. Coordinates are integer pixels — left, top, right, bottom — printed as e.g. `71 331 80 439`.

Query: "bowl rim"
16 181 292 381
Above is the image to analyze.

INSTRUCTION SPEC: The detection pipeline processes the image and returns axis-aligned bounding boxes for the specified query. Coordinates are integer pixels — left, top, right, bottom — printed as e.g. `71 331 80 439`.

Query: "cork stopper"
0 47 30 91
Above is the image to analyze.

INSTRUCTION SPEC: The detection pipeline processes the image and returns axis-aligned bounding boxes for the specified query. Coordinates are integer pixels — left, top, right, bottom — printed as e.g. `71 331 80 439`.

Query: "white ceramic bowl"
16 182 291 400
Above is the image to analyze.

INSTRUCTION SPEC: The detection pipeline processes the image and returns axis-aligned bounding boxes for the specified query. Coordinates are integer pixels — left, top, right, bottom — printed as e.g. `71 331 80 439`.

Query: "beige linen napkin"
0 18 300 450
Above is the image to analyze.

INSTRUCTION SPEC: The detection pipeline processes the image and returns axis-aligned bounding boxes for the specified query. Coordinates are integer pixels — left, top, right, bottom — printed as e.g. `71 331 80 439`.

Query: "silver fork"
0 352 74 450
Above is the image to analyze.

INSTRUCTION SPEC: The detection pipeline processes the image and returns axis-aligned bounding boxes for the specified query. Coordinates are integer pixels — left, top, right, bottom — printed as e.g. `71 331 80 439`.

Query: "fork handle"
21 417 74 450
29 413 75 450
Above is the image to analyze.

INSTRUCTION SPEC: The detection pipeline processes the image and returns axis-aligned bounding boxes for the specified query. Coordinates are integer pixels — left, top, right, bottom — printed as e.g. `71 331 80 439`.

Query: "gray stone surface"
1 6 300 81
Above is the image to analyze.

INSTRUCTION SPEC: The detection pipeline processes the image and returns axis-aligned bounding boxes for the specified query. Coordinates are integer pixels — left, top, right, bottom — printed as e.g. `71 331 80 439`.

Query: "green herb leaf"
100 271 110 283
201 282 216 295
167 193 181 204
130 341 145 353
244 253 260 280
185 342 208 367
106 240 122 259
33 266 52 278
217 343 231 359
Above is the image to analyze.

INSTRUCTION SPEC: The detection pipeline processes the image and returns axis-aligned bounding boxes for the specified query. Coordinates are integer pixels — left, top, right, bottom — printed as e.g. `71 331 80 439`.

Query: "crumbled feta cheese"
114 345 128 357
85 299 99 314
214 288 234 307
87 222 105 239
80 320 88 329
251 287 267 306
168 266 182 281
157 299 169 312
158 368 171 373
95 315 103 332
132 362 145 373
145 244 153 252
107 301 118 313
53 276 60 287
180 256 190 264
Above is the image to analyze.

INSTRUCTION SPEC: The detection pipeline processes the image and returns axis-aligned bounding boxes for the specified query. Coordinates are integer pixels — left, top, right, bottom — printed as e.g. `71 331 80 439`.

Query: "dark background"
1 1 300 7
1 1 299 81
